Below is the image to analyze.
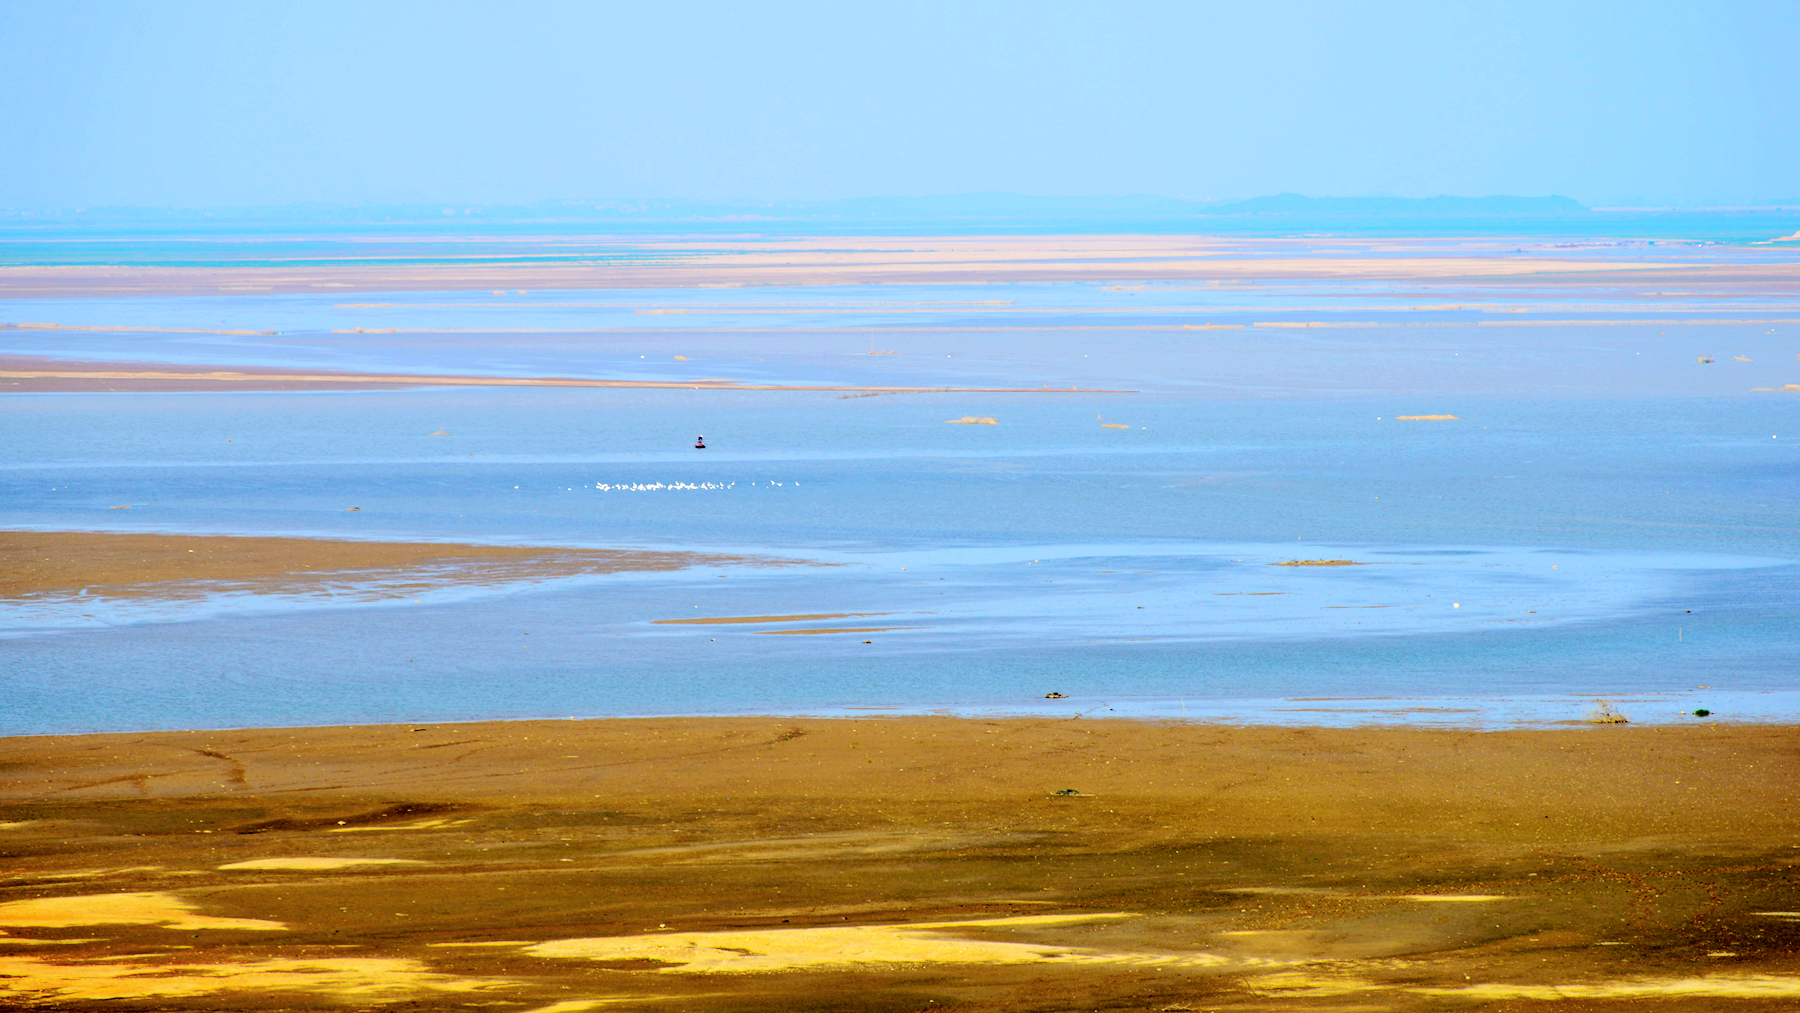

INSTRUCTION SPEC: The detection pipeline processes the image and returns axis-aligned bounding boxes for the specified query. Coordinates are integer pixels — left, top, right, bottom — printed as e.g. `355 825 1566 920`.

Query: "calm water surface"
4 380 1795 733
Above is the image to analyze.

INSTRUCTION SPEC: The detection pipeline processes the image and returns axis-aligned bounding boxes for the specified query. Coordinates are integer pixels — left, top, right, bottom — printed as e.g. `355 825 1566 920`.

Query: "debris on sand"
1589 700 1630 724
1394 415 1460 421
1697 357 1714 364
1052 788 1086 797
946 416 997 425
1271 559 1362 567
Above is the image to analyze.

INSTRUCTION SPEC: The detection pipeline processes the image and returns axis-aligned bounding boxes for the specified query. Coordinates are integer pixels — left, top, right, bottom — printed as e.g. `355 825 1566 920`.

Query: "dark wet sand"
1 530 790 600
3 717 1797 1010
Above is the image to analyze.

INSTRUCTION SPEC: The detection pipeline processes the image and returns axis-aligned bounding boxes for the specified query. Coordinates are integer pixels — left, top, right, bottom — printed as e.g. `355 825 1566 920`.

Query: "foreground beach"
2 717 1797 1010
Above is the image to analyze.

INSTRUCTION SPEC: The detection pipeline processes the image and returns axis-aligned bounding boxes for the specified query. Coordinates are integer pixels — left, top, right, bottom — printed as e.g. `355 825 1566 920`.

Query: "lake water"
3 252 1797 734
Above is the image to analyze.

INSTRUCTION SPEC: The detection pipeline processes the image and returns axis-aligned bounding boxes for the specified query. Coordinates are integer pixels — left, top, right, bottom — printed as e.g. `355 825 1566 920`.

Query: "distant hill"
563 193 1199 221
570 193 1591 220
1202 193 1589 216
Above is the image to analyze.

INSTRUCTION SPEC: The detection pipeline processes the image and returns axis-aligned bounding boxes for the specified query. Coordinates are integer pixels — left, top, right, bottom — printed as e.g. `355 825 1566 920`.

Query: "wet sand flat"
0 530 788 600
0 355 1131 395
3 233 1784 298
2 717 1797 1010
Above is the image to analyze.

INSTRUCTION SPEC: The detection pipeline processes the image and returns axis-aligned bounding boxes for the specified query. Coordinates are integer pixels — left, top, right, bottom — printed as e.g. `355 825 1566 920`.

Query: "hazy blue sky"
2 0 1795 209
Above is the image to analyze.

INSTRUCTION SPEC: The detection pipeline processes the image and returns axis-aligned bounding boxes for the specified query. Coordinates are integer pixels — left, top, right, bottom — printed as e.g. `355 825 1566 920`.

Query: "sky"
1 0 1796 209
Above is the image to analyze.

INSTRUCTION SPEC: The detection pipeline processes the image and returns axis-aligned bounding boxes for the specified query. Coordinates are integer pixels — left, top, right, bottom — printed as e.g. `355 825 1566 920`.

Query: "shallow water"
7 276 1800 397
3 380 1795 734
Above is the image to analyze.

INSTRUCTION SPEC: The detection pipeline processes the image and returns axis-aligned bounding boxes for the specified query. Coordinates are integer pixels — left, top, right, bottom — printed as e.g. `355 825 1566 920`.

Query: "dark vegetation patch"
231 801 471 833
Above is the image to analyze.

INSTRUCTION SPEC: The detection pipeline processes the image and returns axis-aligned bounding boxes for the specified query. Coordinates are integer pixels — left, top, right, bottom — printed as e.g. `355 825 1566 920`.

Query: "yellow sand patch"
1414 976 1800 1000
1397 894 1511 902
1270 559 1362 567
1247 969 1383 997
523 1001 675 1013
946 416 997 425
0 955 508 1003
0 893 285 931
217 857 428 871
1100 423 1130 429
1394 415 1460 421
327 817 472 833
654 613 887 625
523 913 1259 974
0 932 97 946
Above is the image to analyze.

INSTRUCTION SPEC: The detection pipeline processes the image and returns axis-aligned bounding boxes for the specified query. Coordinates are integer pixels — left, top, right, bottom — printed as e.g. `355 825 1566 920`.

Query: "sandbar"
0 530 790 601
0 355 1130 395
0 234 1765 298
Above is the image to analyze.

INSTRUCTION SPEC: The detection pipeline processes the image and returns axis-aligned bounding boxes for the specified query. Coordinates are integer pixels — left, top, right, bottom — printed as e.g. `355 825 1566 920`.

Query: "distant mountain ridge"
563 193 1590 220
1206 193 1589 215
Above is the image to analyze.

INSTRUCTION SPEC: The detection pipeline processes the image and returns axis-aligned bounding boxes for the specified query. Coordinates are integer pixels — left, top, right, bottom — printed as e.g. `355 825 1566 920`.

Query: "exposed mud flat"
2 717 1797 1010
0 530 794 601
0 234 1723 299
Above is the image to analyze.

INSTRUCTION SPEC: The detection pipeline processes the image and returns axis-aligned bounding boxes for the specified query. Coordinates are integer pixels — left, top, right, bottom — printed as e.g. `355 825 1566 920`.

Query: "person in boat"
694 435 706 449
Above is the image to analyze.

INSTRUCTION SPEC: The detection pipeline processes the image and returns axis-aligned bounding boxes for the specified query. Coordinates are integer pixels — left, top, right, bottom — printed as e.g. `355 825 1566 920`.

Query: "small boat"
694 435 706 449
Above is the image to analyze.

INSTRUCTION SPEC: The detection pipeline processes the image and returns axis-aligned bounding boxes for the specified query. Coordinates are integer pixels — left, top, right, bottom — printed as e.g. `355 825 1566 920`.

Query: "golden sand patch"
1414 976 1800 1000
1394 415 1460 421
946 416 998 425
0 530 792 601
521 913 1255 974
326 818 471 833
523 1001 677 1013
0 893 285 931
1101 423 1131 429
217 857 428 871
0 954 508 1003
653 613 888 625
0 932 96 947
1248 970 1384 998
1397 894 1510 902
1270 559 1362 567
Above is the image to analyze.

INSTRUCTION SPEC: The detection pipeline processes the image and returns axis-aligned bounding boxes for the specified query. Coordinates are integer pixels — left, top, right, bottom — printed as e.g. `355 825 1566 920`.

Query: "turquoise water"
2 205 1798 268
